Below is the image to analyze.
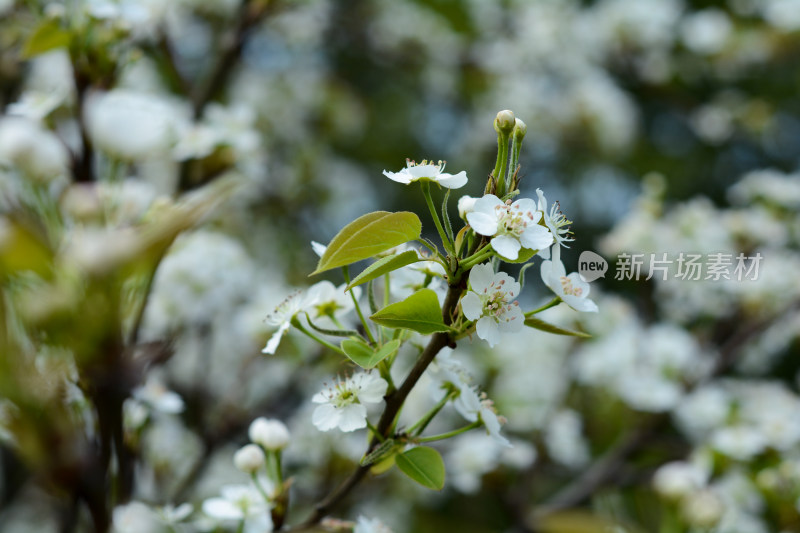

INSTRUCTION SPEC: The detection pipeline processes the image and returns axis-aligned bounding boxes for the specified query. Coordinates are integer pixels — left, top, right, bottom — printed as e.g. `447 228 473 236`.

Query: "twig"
287 281 465 530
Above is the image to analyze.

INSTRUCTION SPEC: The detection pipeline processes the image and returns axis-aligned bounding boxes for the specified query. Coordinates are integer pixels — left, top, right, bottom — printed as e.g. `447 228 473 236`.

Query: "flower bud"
233 444 265 474
494 110 516 134
249 417 290 451
513 118 527 142
457 195 477 220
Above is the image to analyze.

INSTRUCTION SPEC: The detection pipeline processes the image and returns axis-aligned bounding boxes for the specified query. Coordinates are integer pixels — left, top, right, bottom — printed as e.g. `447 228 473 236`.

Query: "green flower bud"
494 110 516 134
513 118 527 142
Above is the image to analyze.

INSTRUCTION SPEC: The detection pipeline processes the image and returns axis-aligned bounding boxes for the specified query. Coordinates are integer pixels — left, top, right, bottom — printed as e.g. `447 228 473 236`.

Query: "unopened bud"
234 444 265 474
457 195 477 220
494 110 516 134
249 417 290 451
513 119 527 142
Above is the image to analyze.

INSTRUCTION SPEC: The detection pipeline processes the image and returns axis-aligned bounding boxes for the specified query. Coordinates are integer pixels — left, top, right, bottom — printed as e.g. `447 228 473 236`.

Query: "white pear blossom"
454 385 511 447
382 159 468 189
540 246 598 313
305 280 360 326
354 516 395 533
460 263 524 347
262 290 317 355
234 444 266 474
202 485 272 533
466 194 553 260
132 375 185 414
535 188 574 259
249 417 290 451
311 372 388 432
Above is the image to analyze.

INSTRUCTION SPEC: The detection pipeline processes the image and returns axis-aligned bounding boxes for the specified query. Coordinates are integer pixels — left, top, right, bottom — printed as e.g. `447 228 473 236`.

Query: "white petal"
491 235 521 260
202 499 242 521
406 164 439 179
519 225 553 251
382 170 411 184
536 188 547 212
476 316 499 347
337 404 368 432
436 171 468 189
566 273 591 298
310 241 327 257
498 305 524 333
460 292 484 321
512 198 536 213
494 271 520 298
312 404 341 431
564 294 599 313
261 322 290 354
537 246 551 260
358 375 388 404
466 211 498 236
453 387 481 421
468 263 495 293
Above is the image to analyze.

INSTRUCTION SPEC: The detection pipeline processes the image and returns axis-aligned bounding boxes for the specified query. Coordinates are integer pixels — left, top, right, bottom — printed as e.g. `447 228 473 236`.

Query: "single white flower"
454 385 511 447
311 372 388 432
354 516 395 533
540 246 598 313
535 188 573 259
306 280 360 326
262 290 317 355
112 501 162 533
248 417 290 451
132 375 185 414
382 159 467 189
234 444 266 474
466 195 553 260
202 485 272 533
156 503 193 526
460 263 524 347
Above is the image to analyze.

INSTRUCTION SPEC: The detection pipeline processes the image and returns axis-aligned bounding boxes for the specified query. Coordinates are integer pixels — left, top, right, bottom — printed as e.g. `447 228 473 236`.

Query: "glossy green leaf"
369 289 448 334
341 339 400 369
395 446 445 490
345 250 421 292
311 211 422 275
524 317 591 338
23 20 72 59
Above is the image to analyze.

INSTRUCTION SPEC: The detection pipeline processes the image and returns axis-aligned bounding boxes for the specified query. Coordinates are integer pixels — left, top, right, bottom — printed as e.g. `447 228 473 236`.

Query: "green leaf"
524 317 591 338
312 211 422 275
345 250 421 292
369 289 449 335
23 20 72 59
395 446 445 490
341 339 401 369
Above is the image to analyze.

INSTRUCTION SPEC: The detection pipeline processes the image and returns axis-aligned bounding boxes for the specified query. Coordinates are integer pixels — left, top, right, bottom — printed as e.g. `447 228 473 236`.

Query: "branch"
288 281 465 529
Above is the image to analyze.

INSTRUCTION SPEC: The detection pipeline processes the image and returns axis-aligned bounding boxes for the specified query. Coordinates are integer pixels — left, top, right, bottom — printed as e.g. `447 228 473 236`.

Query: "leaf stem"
291 317 346 356
459 245 494 271
343 266 377 345
417 421 481 443
421 181 454 255
525 297 562 316
407 389 456 436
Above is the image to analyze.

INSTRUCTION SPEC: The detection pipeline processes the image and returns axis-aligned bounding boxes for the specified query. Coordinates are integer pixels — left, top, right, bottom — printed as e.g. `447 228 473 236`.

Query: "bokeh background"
1 0 800 532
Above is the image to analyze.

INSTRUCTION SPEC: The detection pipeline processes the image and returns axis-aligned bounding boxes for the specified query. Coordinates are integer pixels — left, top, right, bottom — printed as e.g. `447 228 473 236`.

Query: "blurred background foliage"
1 0 800 532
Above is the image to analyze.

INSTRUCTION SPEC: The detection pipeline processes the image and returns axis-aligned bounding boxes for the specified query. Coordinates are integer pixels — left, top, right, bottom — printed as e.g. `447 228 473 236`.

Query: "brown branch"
288 281 466 530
